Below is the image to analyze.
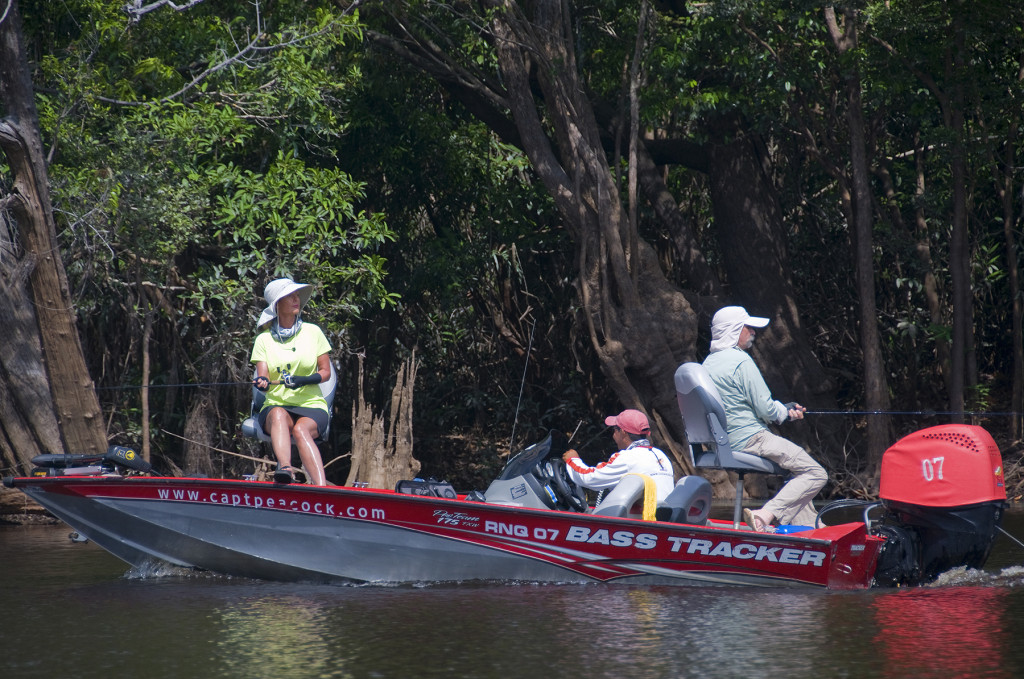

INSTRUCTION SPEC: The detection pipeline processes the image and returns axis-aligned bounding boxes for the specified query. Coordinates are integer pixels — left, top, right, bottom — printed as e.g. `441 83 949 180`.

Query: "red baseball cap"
604 409 650 436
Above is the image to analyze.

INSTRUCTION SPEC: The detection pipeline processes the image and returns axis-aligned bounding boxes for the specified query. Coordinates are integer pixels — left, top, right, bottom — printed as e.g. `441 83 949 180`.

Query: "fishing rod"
803 409 1024 418
96 379 295 391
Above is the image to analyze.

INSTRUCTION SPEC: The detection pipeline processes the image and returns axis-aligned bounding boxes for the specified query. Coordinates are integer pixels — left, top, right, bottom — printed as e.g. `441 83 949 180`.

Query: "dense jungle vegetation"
2 0 1023 500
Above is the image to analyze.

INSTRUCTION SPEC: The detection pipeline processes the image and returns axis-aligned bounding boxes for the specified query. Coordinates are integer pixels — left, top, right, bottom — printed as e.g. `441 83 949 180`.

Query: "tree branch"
124 0 210 24
112 0 367 105
870 34 947 111
363 28 521 144
823 6 856 53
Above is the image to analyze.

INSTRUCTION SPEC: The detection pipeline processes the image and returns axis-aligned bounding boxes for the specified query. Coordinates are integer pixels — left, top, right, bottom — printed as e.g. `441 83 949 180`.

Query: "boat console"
482 430 588 511
481 430 713 523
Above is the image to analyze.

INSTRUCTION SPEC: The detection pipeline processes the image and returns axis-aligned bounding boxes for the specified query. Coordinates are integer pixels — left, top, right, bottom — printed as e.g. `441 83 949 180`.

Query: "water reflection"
563 587 692 676
5 516 1024 679
215 597 338 678
872 586 1011 679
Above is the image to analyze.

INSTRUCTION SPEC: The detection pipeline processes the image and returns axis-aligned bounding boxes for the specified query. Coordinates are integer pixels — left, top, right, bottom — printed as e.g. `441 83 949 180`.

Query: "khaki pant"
743 430 827 526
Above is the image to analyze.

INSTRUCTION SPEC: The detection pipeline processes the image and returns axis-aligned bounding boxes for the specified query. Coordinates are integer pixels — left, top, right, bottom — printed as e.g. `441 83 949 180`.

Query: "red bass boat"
2 364 1007 589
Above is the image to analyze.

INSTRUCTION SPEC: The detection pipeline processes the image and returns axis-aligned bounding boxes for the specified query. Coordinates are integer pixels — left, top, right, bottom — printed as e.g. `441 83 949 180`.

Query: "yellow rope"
626 473 658 521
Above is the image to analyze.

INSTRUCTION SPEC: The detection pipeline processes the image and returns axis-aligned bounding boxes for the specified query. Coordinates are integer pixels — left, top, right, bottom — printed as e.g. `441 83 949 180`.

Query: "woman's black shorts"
257 405 329 438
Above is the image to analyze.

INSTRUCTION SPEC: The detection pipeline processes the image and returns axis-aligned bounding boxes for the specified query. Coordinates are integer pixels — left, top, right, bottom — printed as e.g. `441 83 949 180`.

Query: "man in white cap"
702 306 826 532
251 278 332 486
562 409 675 502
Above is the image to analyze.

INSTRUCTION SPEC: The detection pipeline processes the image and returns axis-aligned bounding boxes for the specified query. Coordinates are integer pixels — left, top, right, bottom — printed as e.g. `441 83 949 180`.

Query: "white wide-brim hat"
257 278 312 328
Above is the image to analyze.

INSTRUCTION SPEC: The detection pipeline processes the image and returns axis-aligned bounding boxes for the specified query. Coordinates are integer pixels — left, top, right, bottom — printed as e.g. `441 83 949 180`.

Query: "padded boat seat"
674 361 784 529
241 362 338 445
591 474 652 519
591 474 713 525
655 475 713 524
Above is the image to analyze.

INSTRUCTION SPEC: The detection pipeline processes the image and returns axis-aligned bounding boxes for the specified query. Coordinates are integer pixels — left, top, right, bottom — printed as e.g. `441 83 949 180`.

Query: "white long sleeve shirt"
565 440 675 501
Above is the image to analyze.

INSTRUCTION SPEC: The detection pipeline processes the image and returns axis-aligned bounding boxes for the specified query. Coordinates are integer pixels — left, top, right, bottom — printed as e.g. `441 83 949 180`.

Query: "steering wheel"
547 459 588 513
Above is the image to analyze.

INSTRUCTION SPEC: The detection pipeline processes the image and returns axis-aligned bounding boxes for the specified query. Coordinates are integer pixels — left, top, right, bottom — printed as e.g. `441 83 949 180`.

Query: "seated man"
562 409 675 504
701 305 827 532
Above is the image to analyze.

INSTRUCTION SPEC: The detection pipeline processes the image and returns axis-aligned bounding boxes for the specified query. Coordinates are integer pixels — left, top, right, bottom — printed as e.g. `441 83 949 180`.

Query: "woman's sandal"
273 465 295 485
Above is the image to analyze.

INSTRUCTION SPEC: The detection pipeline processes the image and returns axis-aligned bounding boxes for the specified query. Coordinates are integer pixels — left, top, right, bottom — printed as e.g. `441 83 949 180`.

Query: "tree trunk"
704 124 838 407
0 0 107 462
635 141 723 301
0 246 64 470
913 143 951 395
346 353 420 489
485 1 699 472
825 6 891 479
946 11 974 420
141 292 154 462
182 388 217 478
998 126 1023 440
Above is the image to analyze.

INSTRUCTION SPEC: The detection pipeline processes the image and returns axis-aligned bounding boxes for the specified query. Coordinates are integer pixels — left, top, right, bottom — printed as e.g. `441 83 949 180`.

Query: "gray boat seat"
241 362 338 446
655 475 713 524
590 474 713 524
591 474 651 519
674 362 784 529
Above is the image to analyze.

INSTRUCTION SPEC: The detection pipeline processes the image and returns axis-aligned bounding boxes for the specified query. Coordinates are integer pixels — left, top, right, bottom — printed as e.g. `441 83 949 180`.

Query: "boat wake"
124 560 222 580
927 565 1024 588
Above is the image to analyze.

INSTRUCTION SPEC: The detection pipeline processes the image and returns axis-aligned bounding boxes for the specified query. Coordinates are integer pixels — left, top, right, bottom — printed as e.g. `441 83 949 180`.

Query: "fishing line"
96 381 252 391
508 318 537 453
572 425 614 455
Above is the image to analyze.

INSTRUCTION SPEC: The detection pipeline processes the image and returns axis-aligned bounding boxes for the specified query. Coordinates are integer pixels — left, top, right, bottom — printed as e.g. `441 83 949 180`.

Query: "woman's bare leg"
293 417 327 486
266 407 296 471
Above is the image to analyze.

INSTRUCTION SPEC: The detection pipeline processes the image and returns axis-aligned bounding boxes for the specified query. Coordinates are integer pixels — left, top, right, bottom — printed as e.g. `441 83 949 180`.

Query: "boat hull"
8 475 882 589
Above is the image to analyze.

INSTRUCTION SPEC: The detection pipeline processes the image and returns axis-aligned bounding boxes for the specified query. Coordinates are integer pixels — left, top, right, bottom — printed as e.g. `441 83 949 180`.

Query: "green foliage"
21 0 394 468
209 151 396 313
13 0 1024 481
647 0 1024 420
336 40 590 445
40 0 387 297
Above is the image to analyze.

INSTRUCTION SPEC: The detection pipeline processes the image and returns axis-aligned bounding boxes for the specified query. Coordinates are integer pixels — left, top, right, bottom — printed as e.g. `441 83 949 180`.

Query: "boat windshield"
495 430 568 480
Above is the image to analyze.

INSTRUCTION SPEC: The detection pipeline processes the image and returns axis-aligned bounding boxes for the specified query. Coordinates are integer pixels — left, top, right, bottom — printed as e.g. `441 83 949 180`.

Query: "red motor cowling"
873 424 1005 587
879 424 1006 506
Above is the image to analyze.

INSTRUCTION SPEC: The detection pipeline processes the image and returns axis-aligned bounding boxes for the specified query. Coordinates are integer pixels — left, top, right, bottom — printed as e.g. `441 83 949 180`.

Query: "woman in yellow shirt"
251 278 332 485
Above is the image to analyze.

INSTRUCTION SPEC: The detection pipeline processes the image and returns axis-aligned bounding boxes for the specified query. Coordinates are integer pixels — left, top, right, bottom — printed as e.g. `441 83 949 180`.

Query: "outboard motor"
873 424 1006 587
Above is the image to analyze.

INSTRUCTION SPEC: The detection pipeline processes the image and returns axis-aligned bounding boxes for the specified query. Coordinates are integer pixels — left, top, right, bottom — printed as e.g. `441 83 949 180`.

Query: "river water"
3 509 1024 679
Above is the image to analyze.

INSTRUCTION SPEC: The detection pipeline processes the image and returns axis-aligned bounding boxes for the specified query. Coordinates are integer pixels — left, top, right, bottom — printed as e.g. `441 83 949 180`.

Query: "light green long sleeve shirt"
702 347 789 450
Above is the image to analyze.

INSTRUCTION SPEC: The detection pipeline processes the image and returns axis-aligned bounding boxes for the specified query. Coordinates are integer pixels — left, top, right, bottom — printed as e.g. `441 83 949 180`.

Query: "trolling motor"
868 424 1006 587
29 446 152 477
